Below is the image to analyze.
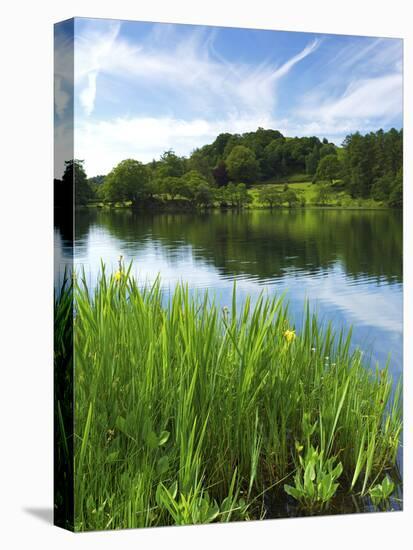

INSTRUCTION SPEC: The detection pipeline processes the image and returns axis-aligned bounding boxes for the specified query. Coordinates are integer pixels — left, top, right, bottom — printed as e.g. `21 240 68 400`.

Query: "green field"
86 174 388 211
250 179 386 209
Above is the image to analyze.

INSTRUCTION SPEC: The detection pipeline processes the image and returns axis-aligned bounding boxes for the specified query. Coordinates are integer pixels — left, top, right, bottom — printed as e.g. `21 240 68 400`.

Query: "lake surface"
55 208 403 381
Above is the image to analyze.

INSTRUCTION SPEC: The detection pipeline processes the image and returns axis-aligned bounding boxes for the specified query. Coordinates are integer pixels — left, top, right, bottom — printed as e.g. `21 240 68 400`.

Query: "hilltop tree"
226 145 258 183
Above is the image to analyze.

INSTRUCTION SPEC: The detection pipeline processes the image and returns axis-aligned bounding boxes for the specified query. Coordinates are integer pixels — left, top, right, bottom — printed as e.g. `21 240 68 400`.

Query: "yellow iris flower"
283 329 296 344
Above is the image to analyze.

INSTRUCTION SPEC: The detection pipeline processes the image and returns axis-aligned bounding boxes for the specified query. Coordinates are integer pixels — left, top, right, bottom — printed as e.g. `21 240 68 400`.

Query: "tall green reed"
54 265 402 530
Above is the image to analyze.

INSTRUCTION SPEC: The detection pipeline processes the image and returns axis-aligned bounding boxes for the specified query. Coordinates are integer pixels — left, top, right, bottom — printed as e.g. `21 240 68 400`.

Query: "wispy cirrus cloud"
296 37 403 133
74 21 319 119
298 73 402 125
62 19 403 176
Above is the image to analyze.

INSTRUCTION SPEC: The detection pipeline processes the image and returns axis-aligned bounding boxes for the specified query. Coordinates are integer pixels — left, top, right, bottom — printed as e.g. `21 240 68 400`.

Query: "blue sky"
55 18 403 176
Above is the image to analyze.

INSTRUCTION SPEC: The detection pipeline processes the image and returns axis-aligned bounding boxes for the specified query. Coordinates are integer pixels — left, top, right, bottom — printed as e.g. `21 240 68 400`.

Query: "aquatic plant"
369 476 395 506
284 446 343 508
54 264 402 530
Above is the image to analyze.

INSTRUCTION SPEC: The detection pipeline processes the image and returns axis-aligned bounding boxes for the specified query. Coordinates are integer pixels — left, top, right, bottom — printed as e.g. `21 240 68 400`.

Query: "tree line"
54 127 403 209
342 129 402 207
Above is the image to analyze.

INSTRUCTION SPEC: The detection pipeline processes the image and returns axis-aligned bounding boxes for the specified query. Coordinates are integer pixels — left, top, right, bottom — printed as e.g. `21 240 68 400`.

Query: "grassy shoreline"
82 202 392 212
84 180 394 211
56 266 402 530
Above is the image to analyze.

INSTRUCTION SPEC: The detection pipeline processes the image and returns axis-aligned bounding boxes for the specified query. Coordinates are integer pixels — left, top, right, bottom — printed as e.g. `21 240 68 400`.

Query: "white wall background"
0 1 411 548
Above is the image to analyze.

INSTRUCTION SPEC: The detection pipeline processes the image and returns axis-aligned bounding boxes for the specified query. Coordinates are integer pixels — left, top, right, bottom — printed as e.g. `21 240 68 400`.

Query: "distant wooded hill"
55 127 402 208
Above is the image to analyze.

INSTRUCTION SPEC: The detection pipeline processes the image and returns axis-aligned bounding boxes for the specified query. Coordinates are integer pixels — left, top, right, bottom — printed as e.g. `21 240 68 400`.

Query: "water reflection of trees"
73 209 402 284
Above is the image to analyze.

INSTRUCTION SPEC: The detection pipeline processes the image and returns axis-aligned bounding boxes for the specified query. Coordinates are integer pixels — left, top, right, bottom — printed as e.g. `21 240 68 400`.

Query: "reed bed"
55 264 402 530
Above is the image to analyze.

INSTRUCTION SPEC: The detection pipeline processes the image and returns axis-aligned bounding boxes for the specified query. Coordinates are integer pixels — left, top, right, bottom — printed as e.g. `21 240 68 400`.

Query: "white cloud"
72 23 322 174
75 114 277 175
296 37 403 132
304 73 402 122
70 22 402 174
74 22 319 118
79 71 98 116
271 39 319 79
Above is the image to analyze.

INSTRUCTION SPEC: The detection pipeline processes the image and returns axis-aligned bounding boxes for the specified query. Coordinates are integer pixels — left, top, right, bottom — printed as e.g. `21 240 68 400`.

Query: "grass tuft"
54 266 402 530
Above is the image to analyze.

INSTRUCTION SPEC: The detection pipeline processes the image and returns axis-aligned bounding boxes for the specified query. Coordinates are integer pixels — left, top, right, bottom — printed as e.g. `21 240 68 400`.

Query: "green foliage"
102 159 151 205
159 175 182 200
195 183 214 208
319 143 337 158
315 154 342 183
62 159 93 206
226 145 258 183
187 149 213 183
155 474 249 525
282 188 299 207
284 446 343 508
59 266 402 530
69 126 402 210
305 145 320 176
342 129 402 204
388 169 403 208
369 476 395 506
371 174 393 201
73 126 403 213
155 482 220 525
258 186 283 208
88 174 105 186
179 170 211 204
219 182 251 208
313 184 333 205
54 275 74 529
263 139 286 179
157 150 186 178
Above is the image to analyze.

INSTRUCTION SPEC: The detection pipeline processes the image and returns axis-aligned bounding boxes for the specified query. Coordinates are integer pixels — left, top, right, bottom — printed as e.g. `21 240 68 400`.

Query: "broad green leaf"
158 430 170 446
284 484 301 500
146 430 159 449
156 455 170 475
105 451 119 463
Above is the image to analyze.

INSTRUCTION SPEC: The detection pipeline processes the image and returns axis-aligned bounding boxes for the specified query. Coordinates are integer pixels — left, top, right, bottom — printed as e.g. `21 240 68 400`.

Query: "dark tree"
342 128 402 203
212 160 229 187
305 145 320 176
388 169 403 208
62 159 92 206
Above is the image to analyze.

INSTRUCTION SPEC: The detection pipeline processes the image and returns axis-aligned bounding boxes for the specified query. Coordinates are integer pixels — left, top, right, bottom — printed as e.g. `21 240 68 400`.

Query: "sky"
55 18 403 177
